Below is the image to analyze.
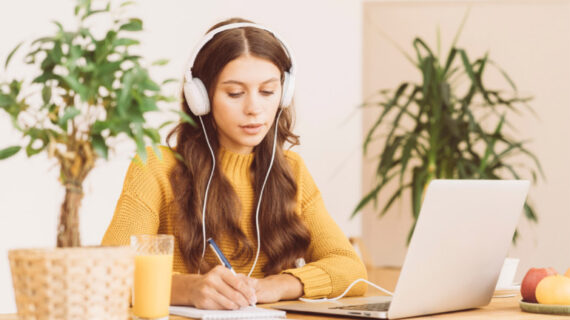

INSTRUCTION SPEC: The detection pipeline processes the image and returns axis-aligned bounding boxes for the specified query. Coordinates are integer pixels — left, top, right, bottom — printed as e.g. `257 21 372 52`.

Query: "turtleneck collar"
219 147 254 182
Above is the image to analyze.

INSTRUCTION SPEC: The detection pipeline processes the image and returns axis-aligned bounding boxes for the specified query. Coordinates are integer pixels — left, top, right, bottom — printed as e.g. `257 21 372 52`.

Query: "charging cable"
299 278 393 302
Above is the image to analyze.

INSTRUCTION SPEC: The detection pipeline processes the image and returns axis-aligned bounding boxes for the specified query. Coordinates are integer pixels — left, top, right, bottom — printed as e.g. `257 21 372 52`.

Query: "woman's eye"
228 92 244 98
261 90 274 96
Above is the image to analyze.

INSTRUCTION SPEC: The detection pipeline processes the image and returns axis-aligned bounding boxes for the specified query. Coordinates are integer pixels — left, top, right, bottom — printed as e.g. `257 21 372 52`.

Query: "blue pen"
208 237 257 306
207 237 237 275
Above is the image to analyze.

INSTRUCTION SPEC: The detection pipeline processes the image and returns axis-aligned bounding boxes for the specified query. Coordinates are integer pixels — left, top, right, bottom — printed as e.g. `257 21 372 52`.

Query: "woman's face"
212 54 282 154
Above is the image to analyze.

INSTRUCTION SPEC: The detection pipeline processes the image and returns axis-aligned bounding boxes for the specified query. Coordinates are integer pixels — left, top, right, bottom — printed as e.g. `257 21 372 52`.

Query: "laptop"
274 179 529 319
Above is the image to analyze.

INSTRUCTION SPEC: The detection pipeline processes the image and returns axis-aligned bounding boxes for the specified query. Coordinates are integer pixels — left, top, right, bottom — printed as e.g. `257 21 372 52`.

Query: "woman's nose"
244 93 263 115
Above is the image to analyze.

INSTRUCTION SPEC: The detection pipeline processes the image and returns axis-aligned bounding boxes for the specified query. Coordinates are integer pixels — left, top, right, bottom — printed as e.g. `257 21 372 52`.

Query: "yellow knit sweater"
102 146 367 298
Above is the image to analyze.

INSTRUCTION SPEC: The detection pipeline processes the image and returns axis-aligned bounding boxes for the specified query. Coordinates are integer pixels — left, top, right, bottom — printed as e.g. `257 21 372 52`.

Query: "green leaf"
118 70 135 115
380 184 410 216
162 78 178 85
25 129 49 156
52 20 64 32
151 143 163 160
33 72 57 84
142 77 160 91
140 97 158 112
61 75 88 101
143 128 160 143
42 86 52 105
5 41 24 69
173 110 195 126
362 83 410 154
0 146 21 160
0 94 14 109
120 18 143 31
92 120 109 135
58 107 81 128
152 59 169 66
30 37 53 46
91 134 108 159
158 120 175 130
132 124 147 163
451 8 470 49
120 1 136 7
82 8 109 20
97 61 122 75
524 203 538 222
113 38 140 47
488 59 518 91
406 220 418 245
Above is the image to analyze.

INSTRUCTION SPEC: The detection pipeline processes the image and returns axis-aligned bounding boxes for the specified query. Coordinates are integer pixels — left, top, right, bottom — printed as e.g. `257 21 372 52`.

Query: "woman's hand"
171 265 257 310
254 273 304 303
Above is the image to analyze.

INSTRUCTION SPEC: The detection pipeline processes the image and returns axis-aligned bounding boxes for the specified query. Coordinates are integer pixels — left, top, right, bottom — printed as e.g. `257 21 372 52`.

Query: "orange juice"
133 254 173 318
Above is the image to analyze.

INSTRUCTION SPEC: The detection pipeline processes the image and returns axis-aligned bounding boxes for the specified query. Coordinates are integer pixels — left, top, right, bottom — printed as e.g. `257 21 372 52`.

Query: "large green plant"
0 0 181 247
353 24 543 243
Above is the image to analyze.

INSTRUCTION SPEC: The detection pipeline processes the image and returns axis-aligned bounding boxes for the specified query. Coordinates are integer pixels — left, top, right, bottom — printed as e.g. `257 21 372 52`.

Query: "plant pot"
8 246 134 320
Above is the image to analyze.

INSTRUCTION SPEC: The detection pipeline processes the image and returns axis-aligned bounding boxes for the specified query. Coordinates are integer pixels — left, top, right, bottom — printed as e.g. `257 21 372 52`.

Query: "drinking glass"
130 234 174 320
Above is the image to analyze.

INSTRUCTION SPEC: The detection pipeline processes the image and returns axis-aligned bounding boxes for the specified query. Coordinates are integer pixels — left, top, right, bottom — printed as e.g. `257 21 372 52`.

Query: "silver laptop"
274 179 529 319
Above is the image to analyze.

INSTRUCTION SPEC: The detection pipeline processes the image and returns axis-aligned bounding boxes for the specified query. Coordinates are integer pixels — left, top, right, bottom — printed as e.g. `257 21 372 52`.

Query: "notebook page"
169 305 286 319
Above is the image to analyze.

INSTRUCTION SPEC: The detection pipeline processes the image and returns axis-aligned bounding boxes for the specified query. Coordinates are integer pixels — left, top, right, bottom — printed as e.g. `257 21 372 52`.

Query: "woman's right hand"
171 265 257 310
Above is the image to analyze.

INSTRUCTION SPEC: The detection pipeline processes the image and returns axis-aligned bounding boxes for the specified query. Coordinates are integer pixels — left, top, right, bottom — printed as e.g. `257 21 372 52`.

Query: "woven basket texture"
8 246 134 320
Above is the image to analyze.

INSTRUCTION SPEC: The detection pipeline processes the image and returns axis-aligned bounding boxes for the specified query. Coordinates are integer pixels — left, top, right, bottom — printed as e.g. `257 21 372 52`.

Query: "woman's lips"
240 124 263 135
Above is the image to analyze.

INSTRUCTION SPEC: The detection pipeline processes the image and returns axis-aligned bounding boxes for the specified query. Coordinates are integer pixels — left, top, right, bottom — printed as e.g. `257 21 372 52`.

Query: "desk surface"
1 267 566 319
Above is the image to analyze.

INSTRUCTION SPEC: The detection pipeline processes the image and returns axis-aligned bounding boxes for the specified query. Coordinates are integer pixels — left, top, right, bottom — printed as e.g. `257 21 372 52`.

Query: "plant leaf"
58 107 81 128
0 146 21 160
120 18 143 31
5 41 24 69
91 134 108 159
152 59 169 66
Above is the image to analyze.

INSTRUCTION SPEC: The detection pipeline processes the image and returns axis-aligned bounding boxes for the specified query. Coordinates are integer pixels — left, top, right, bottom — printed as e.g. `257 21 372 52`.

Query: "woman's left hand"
254 273 303 303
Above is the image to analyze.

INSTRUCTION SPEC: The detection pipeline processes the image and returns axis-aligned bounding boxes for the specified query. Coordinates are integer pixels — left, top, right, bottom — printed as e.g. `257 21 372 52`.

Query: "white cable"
299 278 394 303
199 116 216 274
247 108 283 277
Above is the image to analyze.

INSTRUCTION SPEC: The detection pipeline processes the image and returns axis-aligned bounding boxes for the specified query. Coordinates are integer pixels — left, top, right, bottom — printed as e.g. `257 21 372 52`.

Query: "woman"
102 17 367 310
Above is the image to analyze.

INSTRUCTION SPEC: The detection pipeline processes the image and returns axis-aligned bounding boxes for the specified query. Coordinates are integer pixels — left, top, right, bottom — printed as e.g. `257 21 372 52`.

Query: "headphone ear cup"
280 71 295 108
184 78 210 116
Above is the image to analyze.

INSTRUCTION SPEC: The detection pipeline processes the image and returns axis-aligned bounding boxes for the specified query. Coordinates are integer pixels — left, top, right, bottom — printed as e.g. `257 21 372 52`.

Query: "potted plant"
0 0 176 318
353 21 543 244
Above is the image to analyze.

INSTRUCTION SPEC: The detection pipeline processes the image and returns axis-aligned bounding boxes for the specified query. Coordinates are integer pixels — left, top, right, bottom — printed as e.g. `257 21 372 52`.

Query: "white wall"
362 0 570 282
0 0 363 312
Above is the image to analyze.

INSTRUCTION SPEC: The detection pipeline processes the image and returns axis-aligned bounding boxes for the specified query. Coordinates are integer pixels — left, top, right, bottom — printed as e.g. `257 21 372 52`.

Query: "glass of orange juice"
130 234 174 320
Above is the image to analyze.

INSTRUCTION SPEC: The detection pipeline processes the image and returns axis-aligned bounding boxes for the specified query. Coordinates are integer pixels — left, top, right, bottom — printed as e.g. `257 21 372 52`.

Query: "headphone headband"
184 22 296 83
183 21 296 115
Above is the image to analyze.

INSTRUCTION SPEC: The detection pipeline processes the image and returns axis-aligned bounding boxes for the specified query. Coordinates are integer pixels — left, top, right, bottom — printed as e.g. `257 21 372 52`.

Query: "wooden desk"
0 267 565 319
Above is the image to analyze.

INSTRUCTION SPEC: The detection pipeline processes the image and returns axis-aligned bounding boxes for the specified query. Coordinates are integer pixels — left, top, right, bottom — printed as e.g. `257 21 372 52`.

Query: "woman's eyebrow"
221 77 280 85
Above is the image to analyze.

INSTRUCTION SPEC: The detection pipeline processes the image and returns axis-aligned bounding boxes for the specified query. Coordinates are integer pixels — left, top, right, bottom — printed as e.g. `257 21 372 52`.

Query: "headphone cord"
198 116 216 275
198 110 283 277
248 108 283 277
299 278 394 302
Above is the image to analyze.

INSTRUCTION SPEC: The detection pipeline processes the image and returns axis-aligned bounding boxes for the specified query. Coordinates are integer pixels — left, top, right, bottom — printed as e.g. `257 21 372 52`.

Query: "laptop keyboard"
331 301 391 312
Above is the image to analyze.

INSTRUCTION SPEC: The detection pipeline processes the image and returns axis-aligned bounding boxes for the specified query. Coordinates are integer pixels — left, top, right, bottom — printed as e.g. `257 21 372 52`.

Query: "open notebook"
169 305 286 319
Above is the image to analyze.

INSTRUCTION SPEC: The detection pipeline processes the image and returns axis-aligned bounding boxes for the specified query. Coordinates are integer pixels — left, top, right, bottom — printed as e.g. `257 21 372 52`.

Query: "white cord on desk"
299 278 393 303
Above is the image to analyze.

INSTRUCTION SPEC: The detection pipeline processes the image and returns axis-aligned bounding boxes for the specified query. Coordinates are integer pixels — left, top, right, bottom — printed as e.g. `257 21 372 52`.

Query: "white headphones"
183 22 296 116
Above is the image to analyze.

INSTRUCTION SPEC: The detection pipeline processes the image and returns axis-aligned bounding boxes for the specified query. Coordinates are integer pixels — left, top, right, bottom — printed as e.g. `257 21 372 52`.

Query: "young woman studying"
101 17 367 310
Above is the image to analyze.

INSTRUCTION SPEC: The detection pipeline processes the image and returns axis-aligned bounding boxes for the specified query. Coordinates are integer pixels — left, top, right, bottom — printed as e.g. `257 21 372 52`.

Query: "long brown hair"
167 18 311 275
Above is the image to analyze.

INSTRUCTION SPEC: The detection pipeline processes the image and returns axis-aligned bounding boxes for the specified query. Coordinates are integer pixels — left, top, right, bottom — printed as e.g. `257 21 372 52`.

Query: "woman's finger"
221 271 257 305
207 267 251 307
195 286 238 310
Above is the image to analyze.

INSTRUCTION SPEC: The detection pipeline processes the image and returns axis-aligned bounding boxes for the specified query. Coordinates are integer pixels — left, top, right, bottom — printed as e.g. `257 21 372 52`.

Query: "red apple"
521 267 558 302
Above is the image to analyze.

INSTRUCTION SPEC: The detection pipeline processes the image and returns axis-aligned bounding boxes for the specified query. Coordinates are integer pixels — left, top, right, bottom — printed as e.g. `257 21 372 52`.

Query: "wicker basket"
8 246 134 320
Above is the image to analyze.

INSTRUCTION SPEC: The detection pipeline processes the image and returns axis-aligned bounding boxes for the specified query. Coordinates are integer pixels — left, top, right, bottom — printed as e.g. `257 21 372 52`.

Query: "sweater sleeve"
282 154 367 298
101 152 165 246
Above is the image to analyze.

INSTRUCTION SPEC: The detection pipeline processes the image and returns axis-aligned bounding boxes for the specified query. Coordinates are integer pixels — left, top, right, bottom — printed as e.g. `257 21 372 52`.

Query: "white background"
0 0 363 312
